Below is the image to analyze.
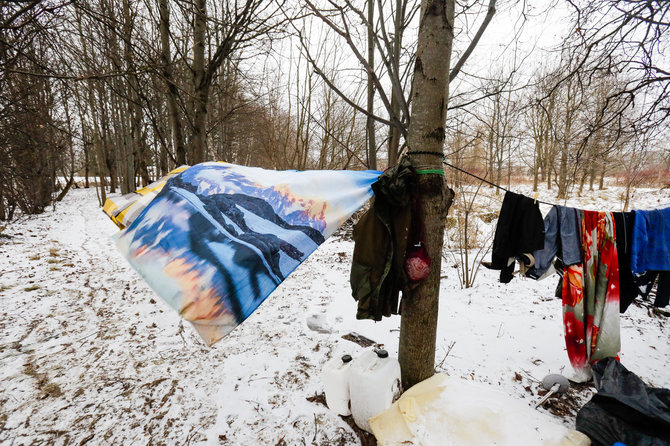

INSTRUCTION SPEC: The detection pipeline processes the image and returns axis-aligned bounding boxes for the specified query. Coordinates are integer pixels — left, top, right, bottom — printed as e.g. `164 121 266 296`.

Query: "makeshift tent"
103 165 189 229
112 162 380 345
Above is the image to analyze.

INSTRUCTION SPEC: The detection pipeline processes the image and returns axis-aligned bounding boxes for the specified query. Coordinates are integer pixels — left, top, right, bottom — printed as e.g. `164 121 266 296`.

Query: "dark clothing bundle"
614 208 670 312
576 358 670 446
613 212 639 312
350 158 415 321
487 191 545 283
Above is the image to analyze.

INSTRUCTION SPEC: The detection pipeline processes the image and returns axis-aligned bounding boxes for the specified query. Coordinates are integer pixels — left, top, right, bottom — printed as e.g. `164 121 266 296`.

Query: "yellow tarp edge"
102 165 190 229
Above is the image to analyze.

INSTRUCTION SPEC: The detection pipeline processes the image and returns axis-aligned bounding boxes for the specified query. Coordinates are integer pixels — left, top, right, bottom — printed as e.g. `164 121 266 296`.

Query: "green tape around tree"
415 168 445 176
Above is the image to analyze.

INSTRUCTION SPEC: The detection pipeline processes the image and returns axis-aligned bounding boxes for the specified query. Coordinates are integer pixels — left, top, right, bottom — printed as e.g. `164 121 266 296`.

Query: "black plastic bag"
576 357 670 446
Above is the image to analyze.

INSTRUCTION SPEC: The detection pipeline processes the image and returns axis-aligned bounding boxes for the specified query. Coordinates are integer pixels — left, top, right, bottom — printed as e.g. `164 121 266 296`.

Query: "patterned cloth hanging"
114 162 380 345
562 210 620 380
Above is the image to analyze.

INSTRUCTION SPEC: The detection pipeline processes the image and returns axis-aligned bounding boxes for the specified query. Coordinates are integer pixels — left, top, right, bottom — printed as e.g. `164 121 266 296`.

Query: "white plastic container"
322 354 354 416
348 349 402 433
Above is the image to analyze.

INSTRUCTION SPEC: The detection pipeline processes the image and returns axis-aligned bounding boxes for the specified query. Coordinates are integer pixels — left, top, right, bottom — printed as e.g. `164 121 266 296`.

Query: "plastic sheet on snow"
370 373 591 446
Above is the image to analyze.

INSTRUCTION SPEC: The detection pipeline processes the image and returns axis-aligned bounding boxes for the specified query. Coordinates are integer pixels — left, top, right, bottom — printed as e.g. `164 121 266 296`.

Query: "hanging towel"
630 206 670 274
115 162 380 345
562 210 620 379
487 191 545 283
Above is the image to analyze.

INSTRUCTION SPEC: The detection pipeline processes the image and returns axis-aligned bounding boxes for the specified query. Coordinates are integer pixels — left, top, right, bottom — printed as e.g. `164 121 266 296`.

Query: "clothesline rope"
405 150 555 207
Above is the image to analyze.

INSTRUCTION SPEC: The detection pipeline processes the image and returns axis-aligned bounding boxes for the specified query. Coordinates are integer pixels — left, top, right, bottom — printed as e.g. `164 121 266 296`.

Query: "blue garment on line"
528 205 582 279
630 206 670 274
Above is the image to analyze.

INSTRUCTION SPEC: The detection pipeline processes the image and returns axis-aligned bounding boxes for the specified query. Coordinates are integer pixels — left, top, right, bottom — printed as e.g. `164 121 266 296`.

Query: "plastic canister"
349 349 402 433
322 354 354 416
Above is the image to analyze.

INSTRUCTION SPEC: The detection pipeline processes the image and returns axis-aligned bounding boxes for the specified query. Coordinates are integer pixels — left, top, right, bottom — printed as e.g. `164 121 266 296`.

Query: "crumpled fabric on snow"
576 357 670 446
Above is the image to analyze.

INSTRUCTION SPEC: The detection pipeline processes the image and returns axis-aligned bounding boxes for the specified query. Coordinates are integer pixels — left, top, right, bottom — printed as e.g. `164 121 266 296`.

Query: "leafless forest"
1 0 668 221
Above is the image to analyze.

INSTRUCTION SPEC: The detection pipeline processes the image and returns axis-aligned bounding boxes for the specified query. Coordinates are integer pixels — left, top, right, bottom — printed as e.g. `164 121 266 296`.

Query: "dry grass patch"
23 357 63 398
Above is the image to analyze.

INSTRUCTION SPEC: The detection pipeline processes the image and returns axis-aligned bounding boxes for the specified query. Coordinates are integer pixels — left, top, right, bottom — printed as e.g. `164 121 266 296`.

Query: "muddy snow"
1 184 669 445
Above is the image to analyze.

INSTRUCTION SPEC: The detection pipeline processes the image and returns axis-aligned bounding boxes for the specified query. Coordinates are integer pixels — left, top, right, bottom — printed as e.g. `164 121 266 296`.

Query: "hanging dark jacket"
614 211 670 312
613 211 639 312
350 158 415 321
487 191 545 283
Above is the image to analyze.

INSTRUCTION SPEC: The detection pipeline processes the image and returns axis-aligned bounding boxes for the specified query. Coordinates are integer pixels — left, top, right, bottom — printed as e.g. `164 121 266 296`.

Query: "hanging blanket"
115 162 380 345
562 210 620 380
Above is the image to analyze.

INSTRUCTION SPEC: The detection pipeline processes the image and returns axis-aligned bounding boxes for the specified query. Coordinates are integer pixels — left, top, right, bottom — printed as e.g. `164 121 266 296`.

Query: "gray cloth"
527 205 582 279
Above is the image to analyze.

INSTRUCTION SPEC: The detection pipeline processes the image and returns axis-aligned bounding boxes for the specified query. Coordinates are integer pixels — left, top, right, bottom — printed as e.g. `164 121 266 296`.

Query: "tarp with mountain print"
115 162 380 345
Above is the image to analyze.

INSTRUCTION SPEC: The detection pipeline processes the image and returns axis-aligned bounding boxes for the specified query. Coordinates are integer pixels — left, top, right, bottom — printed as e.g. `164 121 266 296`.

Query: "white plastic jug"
349 349 402 433
322 354 354 416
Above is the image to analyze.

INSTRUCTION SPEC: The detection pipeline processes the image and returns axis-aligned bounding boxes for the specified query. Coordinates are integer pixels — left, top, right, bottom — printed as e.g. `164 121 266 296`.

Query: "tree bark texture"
77 8 106 204
159 0 186 167
366 0 377 170
388 0 406 167
399 0 455 390
191 0 207 164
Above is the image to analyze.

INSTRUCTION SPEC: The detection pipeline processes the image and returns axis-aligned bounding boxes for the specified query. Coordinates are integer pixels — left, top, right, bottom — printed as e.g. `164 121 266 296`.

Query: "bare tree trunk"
106 79 126 193
557 146 568 198
77 9 106 204
88 92 107 204
122 0 150 187
387 0 405 167
191 0 207 164
557 76 576 199
74 86 91 188
487 120 494 189
159 0 186 166
0 180 5 221
589 162 596 190
532 139 540 192
366 0 377 170
84 140 90 188
399 0 455 390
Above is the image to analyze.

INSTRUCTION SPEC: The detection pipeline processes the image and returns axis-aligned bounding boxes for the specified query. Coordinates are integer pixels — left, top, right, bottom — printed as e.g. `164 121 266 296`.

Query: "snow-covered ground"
1 184 669 445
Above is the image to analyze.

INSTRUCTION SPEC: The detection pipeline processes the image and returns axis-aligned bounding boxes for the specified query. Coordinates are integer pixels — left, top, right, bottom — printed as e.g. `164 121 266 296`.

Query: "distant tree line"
1 0 668 222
